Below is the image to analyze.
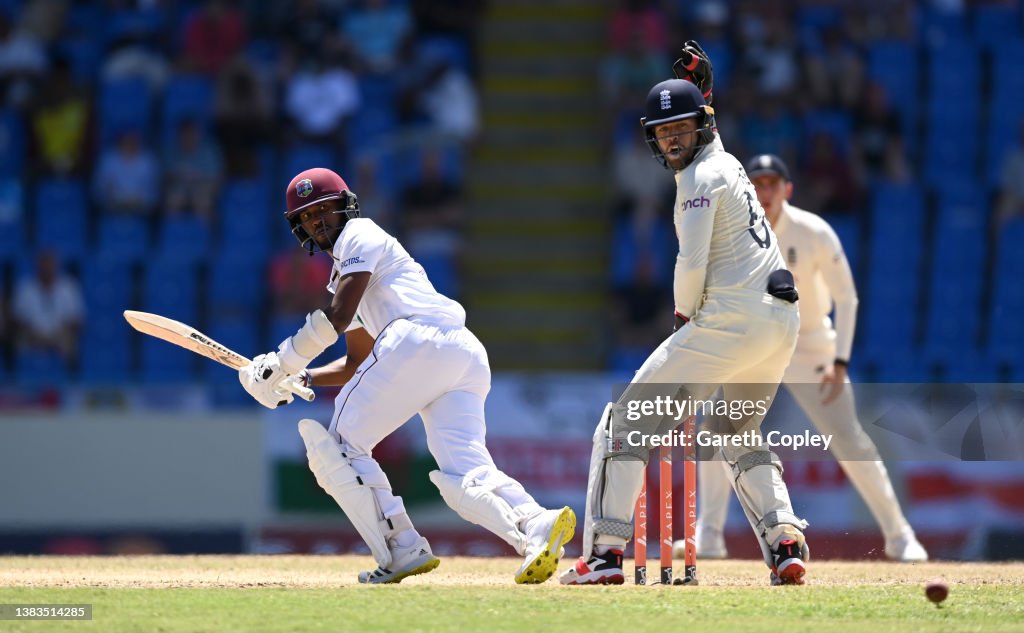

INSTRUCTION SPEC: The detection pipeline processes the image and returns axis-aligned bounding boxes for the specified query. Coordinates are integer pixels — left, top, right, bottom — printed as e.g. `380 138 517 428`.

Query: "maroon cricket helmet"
284 167 360 253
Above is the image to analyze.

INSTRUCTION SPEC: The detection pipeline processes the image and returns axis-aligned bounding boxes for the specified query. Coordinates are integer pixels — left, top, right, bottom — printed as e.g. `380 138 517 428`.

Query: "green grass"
0 557 1021 633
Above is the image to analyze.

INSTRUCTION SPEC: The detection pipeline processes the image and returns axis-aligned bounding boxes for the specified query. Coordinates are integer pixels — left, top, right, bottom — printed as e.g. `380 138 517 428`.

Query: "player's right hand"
239 352 295 409
672 39 713 104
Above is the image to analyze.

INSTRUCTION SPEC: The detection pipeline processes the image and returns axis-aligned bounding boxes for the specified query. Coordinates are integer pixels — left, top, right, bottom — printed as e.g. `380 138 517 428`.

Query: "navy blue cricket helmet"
640 79 716 170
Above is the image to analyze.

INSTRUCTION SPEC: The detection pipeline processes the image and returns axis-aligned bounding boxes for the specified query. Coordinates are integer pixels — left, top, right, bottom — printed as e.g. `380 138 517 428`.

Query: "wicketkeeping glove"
672 39 713 104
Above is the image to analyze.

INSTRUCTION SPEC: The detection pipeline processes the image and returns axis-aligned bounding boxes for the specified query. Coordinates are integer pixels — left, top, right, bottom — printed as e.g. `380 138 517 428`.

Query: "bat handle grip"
283 376 316 402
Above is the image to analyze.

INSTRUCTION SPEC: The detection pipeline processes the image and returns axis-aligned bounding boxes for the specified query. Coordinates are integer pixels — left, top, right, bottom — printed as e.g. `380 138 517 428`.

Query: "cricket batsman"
238 168 575 584
561 42 810 586
676 155 928 563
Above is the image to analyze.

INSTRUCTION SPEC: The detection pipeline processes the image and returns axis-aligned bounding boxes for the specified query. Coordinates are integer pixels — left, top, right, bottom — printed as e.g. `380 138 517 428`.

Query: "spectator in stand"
352 155 395 232
101 31 170 94
277 0 340 53
804 26 863 110
213 56 274 177
609 0 668 54
601 28 665 121
340 0 413 74
397 54 479 147
92 129 160 217
612 126 674 226
799 131 861 216
611 253 671 362
180 0 247 75
411 0 484 77
12 250 84 369
284 35 360 146
29 54 92 177
739 93 800 167
399 149 464 296
0 10 48 109
268 246 332 320
995 121 1024 227
745 17 800 96
163 118 224 222
853 81 909 182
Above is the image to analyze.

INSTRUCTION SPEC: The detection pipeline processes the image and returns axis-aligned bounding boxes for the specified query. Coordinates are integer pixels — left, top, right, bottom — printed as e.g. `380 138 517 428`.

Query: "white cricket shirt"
672 136 787 318
327 218 466 337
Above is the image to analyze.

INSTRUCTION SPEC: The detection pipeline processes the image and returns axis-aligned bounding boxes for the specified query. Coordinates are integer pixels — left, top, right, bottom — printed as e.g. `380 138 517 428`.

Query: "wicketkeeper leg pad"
429 465 538 555
298 419 411 568
723 445 809 567
582 403 647 555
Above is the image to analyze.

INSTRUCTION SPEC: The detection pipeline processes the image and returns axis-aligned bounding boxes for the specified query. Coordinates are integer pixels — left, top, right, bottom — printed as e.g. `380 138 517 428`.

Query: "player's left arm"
304 326 375 387
817 221 859 404
673 176 725 324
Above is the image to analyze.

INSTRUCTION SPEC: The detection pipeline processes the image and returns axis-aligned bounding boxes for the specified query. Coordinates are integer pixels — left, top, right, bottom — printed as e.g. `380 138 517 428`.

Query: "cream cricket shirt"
771 202 858 361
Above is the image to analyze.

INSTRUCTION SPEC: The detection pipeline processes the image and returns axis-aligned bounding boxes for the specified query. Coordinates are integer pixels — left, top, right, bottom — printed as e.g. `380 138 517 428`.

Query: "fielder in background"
676 155 928 563
561 42 810 586
238 168 575 584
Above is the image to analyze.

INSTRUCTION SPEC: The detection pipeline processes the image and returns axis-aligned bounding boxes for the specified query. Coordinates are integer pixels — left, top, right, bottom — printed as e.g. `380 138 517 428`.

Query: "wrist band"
834 358 849 368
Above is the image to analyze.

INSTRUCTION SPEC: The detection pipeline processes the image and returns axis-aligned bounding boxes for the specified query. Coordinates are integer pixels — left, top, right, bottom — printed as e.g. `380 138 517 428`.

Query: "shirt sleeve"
673 174 726 319
817 220 859 361
327 222 385 293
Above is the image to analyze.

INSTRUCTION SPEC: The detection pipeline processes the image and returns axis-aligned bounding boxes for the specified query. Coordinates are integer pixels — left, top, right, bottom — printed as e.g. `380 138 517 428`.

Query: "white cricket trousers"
327 317 536 520
699 332 913 541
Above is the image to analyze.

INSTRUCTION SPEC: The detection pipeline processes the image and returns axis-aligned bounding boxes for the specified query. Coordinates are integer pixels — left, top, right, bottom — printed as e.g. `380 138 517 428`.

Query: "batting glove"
239 352 295 409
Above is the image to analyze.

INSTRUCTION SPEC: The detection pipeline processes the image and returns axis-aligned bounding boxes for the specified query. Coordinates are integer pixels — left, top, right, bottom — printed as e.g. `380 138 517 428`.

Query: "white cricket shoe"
358 536 440 584
515 506 576 584
885 530 928 562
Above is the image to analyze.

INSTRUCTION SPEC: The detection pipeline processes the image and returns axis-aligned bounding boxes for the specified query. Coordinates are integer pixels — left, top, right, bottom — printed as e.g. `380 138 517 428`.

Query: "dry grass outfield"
0 557 1022 633
0 555 1021 589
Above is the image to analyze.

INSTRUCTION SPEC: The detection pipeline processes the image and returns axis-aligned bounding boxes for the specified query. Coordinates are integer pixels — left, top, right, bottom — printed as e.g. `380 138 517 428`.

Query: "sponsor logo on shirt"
681 196 710 211
340 256 365 268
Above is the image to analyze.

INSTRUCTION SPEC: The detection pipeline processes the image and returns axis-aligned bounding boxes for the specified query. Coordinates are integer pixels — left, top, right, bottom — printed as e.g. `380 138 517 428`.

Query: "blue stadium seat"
350 107 399 148
58 38 102 84
0 108 25 178
282 144 339 187
98 76 153 145
822 214 860 282
609 215 675 289
14 348 68 386
218 179 272 257
35 179 88 259
97 215 150 262
802 109 852 157
160 74 214 148
157 215 210 264
918 6 967 44
988 219 1024 373
973 4 1022 50
923 193 986 368
415 250 459 299
140 258 200 382
0 179 24 263
357 73 398 105
867 40 919 131
80 257 134 382
417 35 473 75
923 128 978 188
80 311 133 384
207 254 264 318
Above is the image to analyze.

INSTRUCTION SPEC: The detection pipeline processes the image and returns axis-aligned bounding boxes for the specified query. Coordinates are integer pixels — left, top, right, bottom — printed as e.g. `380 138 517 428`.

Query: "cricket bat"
123 310 315 402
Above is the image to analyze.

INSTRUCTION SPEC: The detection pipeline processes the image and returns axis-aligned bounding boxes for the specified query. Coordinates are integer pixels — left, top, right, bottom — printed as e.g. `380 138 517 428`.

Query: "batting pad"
298 419 405 568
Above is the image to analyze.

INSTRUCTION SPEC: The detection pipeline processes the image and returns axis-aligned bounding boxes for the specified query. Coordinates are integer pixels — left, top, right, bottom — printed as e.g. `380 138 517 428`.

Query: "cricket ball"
925 580 948 604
